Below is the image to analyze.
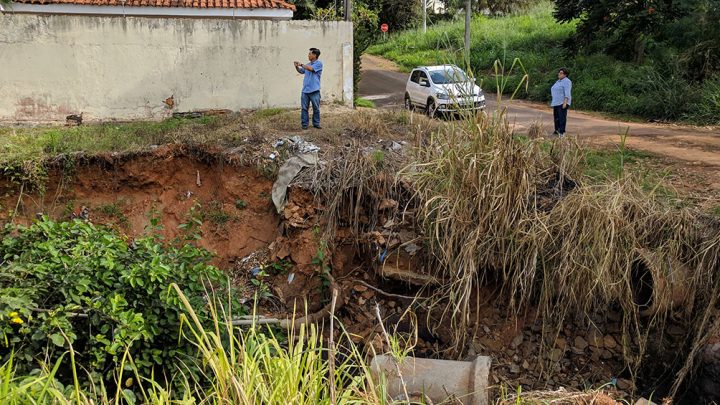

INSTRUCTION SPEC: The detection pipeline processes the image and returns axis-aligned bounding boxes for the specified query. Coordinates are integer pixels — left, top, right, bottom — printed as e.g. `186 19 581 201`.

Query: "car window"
430 68 468 84
418 71 428 83
410 71 420 83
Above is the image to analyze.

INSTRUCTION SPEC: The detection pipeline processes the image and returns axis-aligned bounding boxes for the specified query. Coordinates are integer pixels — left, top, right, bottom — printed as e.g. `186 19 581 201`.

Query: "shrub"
0 219 234 389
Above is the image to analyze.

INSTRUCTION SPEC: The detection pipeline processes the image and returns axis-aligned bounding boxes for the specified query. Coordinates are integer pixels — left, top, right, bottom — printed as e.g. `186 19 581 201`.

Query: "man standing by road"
551 67 572 137
294 48 323 130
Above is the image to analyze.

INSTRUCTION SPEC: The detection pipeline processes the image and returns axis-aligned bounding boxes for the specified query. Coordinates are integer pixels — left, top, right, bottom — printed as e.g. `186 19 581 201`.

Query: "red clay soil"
0 146 279 268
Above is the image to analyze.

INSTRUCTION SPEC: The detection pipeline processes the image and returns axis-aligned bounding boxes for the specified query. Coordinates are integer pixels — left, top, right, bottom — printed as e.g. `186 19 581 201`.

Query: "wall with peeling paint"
0 14 353 123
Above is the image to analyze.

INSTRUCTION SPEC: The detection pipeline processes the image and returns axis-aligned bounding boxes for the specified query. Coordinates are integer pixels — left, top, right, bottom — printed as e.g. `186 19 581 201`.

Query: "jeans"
301 91 321 128
553 105 568 135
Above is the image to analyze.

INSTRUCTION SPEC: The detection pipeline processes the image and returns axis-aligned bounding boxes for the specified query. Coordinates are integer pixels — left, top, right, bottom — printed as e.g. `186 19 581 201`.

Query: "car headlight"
436 92 450 100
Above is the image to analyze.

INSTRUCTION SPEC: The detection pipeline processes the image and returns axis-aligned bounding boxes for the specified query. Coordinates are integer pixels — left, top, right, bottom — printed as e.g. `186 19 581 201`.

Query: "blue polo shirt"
298 60 323 94
551 77 572 106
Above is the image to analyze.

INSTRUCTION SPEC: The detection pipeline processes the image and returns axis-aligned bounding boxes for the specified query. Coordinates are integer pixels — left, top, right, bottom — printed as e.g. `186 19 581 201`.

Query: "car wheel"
404 94 414 111
426 100 437 118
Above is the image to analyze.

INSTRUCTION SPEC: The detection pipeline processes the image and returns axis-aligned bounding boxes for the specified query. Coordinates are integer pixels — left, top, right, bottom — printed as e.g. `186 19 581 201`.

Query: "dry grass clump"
401 110 720 396
496 387 621 405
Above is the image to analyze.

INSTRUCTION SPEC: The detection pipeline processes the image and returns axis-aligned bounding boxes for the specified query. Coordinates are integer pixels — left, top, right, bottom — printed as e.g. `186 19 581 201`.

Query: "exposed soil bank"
1 145 717 404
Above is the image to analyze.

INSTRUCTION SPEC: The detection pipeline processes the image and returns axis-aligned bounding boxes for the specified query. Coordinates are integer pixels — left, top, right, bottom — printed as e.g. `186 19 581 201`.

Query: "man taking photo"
294 48 323 130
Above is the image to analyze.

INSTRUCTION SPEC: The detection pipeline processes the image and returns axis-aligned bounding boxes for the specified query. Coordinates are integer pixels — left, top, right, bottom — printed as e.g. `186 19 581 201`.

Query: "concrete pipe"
370 355 492 405
632 248 691 317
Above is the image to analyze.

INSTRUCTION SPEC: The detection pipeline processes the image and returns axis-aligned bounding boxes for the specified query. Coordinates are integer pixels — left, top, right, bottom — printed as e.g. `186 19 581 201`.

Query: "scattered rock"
668 324 684 336
555 337 568 350
601 349 614 360
511 334 524 349
616 378 634 391
574 336 588 351
510 364 520 374
603 335 617 350
549 348 563 362
482 326 490 334
522 360 530 370
588 329 603 347
635 398 657 405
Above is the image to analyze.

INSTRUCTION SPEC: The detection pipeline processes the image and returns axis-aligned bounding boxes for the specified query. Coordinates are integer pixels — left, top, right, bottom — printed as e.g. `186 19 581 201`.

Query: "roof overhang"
1 2 293 19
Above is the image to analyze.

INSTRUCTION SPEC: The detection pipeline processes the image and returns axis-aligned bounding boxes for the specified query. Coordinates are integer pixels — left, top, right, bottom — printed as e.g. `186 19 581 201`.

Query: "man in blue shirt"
294 48 324 130
550 67 572 137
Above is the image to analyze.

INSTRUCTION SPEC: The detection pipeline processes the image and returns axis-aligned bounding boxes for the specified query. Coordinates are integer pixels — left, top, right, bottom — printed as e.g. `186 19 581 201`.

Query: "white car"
404 65 486 118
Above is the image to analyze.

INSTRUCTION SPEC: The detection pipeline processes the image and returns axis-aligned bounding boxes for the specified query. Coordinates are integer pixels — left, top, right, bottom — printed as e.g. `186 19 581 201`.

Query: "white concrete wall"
0 14 353 123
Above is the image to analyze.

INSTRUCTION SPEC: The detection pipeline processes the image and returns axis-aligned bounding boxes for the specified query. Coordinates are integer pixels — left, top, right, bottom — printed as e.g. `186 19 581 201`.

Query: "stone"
668 324 684 336
510 364 520 374
635 398 657 405
603 335 618 350
601 350 613 360
511 333 524 349
482 326 490 334
549 348 563 362
522 360 530 370
555 337 568 350
616 378 634 391
588 329 603 347
574 336 588 350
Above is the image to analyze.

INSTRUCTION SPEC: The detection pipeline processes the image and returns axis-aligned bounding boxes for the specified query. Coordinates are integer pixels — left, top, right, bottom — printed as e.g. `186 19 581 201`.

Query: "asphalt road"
357 54 720 167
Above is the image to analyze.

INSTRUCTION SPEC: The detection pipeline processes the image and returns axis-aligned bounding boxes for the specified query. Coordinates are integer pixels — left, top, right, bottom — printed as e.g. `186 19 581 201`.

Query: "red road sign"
380 23 389 33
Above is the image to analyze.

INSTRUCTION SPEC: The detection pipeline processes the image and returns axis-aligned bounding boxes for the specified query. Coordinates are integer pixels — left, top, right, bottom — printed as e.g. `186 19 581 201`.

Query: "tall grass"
400 106 720 396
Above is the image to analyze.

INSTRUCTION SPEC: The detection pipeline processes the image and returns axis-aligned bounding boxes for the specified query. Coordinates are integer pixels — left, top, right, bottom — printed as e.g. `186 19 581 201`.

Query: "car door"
416 70 430 105
407 70 420 105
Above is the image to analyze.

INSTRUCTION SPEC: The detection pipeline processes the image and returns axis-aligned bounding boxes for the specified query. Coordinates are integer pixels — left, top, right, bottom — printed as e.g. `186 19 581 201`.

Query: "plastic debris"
287 273 295 284
250 267 261 277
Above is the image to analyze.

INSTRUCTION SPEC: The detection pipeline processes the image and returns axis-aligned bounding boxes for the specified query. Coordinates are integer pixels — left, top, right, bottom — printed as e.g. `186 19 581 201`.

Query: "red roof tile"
13 0 296 10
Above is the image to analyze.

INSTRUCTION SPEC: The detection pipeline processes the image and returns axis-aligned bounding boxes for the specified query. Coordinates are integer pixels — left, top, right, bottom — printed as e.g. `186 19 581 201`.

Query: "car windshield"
430 68 469 84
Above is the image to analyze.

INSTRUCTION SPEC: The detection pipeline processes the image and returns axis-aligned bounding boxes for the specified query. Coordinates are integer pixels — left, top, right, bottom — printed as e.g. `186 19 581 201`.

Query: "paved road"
358 55 720 167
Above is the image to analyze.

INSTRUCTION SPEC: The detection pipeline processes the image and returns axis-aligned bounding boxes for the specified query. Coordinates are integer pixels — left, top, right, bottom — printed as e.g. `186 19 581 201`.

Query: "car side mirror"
419 78 430 87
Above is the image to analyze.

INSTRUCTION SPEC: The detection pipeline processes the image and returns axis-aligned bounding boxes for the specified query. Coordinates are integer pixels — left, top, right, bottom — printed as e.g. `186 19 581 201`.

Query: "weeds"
96 201 129 227
206 200 232 227
355 98 377 108
235 199 248 209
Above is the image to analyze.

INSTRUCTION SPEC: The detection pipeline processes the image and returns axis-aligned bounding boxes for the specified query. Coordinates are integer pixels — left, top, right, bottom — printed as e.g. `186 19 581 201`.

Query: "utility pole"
344 0 352 21
423 0 427 33
464 0 471 64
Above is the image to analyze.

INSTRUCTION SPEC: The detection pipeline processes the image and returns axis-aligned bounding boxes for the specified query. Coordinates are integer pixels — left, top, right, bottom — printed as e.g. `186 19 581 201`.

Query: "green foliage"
554 0 720 78
207 200 231 226
235 199 248 209
441 0 531 15
354 97 377 108
253 108 286 119
367 0 421 30
370 2 720 125
0 218 235 390
311 4 379 95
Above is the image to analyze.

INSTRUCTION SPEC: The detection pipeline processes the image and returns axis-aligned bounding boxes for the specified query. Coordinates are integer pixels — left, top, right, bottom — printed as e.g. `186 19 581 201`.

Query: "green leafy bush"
0 218 234 388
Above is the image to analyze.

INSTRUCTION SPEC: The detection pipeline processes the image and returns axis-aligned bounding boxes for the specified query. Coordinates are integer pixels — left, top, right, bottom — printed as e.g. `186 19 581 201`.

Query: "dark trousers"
301 91 321 128
553 105 568 135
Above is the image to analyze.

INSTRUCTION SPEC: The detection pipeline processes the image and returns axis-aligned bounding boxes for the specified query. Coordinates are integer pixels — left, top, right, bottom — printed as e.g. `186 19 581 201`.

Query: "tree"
369 0 422 30
312 4 379 96
439 0 529 16
554 0 720 74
